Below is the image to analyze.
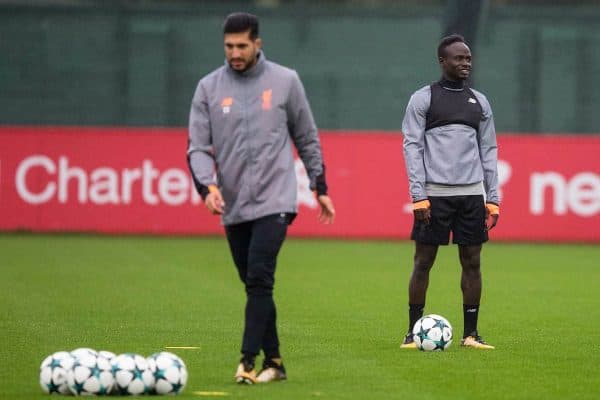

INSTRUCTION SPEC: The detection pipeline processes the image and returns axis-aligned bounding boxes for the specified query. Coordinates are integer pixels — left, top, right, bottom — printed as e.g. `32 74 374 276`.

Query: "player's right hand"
413 199 431 225
205 185 225 215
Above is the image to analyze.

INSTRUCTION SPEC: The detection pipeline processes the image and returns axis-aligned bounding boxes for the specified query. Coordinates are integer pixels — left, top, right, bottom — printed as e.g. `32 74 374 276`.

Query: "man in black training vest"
401 34 500 349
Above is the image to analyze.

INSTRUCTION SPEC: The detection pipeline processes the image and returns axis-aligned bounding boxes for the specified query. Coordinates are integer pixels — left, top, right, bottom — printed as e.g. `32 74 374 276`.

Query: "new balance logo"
468 98 477 104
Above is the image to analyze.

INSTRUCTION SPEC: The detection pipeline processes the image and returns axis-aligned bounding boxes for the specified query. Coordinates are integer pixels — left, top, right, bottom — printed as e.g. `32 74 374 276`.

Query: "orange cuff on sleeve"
413 200 431 211
208 184 219 194
486 203 500 215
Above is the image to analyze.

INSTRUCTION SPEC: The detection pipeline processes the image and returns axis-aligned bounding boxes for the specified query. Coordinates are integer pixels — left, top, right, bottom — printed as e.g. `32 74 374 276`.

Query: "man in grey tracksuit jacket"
188 50 327 227
187 12 335 384
400 34 500 350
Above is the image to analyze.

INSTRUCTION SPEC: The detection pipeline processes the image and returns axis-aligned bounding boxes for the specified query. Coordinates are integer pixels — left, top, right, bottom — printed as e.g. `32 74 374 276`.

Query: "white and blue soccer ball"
147 352 188 395
92 350 118 395
412 314 453 351
111 353 155 395
39 351 76 394
67 351 114 395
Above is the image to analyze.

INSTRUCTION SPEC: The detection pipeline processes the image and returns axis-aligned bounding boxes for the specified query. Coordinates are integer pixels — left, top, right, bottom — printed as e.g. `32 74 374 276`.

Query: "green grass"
1 233 599 399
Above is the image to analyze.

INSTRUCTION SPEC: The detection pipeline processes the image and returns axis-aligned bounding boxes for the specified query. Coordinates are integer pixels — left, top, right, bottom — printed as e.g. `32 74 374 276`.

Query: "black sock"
241 353 256 370
463 304 480 337
408 304 425 333
263 349 281 361
263 356 283 369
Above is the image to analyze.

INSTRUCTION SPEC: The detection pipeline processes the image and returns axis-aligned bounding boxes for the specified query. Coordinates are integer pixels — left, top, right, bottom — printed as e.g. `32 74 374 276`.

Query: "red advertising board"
1 126 599 242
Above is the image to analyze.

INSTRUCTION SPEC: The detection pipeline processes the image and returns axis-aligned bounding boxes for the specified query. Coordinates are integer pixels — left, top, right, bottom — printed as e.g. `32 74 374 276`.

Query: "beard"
229 55 257 72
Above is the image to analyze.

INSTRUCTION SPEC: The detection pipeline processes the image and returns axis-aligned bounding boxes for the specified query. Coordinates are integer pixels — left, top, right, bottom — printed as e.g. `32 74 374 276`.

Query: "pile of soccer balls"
412 314 453 351
39 348 188 396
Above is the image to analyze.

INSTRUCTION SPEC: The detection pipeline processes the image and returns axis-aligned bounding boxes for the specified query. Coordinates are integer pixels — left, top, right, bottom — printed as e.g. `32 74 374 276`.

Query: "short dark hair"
437 34 467 58
223 12 259 40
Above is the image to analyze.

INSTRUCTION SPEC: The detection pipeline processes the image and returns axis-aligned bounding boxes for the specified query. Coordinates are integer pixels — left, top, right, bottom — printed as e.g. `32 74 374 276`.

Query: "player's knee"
245 265 275 296
460 253 481 271
413 254 435 272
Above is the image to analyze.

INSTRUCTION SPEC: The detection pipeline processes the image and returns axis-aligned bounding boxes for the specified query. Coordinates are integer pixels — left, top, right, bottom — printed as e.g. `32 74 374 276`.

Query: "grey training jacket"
402 85 500 204
188 51 324 225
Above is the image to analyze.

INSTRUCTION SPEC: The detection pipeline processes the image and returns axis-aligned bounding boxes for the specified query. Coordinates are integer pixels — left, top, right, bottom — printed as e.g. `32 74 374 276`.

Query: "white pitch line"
193 391 230 396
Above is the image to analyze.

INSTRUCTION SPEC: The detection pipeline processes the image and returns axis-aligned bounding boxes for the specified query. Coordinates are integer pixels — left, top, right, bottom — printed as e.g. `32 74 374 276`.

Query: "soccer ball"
111 353 155 395
412 314 453 351
93 350 118 395
67 351 114 395
147 352 188 395
39 351 75 394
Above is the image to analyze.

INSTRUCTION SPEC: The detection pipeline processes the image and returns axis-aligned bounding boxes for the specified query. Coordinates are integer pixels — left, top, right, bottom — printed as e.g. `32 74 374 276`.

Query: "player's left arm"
476 94 500 229
286 71 335 224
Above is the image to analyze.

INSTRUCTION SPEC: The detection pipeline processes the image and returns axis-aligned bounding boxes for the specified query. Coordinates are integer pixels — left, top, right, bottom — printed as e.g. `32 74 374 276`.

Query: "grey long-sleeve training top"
187 51 326 225
402 82 500 204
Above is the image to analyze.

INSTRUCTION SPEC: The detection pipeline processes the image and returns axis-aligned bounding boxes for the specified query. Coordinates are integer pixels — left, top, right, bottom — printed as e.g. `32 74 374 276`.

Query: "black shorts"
410 195 488 245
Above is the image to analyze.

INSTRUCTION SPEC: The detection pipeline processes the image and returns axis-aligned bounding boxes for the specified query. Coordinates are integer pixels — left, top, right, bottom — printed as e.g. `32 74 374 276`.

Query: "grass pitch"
1 233 599 399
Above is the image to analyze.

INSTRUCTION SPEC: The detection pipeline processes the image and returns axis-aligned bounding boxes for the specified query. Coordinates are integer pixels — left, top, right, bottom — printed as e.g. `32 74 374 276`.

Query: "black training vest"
425 80 483 131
